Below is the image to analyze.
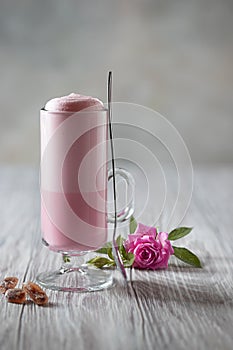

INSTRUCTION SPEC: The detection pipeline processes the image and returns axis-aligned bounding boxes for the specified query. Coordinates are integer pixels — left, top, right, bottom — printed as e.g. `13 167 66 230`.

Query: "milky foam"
45 93 104 112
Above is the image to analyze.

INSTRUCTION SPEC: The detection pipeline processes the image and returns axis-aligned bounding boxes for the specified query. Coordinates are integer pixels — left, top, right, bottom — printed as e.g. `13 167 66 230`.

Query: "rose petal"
135 223 157 237
157 231 169 243
125 225 173 270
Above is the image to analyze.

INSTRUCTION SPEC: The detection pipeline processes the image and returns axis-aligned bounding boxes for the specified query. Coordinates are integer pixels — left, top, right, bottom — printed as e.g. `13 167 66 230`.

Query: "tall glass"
37 106 134 291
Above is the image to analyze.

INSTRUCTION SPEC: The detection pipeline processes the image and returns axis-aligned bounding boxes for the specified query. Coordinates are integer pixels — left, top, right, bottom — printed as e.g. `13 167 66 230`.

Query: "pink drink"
40 94 108 253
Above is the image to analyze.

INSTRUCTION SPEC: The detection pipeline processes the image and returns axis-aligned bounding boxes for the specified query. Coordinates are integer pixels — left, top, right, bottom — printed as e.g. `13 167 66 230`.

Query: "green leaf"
130 216 137 234
95 241 112 254
107 247 114 260
95 247 108 254
87 256 115 268
62 254 71 263
123 252 135 267
87 233 135 269
119 243 128 260
116 235 127 259
168 227 193 241
173 246 202 268
116 235 125 247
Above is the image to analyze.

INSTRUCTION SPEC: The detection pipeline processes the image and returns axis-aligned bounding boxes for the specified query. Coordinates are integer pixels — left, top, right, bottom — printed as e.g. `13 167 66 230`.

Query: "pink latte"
40 93 108 253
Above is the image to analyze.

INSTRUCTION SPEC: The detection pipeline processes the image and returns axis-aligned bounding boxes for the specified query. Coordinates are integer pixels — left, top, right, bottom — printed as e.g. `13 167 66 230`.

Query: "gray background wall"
0 0 232 164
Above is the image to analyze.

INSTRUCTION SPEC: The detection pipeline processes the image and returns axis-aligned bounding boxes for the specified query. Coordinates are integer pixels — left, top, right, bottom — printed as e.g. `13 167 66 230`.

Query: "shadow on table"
124 259 233 306
127 280 232 306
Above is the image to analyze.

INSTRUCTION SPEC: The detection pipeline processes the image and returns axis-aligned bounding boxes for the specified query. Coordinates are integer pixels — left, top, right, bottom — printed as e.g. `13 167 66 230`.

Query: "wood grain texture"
0 165 233 350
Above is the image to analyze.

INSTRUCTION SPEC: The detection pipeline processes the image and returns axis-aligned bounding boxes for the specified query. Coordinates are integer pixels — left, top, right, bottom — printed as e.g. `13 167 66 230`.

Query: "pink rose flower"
124 223 174 270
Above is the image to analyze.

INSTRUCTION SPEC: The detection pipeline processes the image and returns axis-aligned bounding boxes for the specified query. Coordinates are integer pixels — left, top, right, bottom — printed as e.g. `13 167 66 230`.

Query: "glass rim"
40 107 108 114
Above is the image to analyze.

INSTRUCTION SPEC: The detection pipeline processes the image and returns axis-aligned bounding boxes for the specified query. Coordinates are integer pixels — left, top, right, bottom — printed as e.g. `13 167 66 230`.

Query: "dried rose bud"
0 277 19 294
23 282 48 306
5 288 26 304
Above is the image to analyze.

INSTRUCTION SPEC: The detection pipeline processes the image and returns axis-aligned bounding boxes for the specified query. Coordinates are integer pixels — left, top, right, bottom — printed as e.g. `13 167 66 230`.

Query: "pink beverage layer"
40 93 108 253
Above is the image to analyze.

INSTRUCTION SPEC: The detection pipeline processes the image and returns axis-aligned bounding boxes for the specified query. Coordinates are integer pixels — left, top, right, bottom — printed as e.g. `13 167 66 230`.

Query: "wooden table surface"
0 165 233 350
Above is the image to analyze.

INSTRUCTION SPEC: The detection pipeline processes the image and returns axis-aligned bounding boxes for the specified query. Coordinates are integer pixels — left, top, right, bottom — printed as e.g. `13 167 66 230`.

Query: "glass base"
36 255 114 292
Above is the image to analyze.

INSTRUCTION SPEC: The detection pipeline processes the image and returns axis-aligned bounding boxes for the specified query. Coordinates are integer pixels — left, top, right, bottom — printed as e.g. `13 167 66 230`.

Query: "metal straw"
107 71 127 281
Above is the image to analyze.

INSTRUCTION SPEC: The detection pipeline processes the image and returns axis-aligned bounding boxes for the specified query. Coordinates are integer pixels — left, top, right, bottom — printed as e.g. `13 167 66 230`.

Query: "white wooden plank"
0 165 233 350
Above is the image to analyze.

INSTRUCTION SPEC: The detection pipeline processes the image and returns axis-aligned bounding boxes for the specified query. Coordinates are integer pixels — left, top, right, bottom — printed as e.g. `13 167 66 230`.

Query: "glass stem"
60 253 87 274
